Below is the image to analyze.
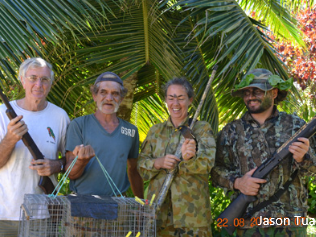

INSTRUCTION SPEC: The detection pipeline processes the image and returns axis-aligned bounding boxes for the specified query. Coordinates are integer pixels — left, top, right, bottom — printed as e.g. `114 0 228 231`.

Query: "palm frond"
173 0 302 125
237 0 306 48
131 94 168 141
0 0 118 93
57 0 183 119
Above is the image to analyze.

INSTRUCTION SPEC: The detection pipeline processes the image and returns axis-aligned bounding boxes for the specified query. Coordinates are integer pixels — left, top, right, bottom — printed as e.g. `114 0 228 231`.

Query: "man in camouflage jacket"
138 78 216 236
212 69 316 236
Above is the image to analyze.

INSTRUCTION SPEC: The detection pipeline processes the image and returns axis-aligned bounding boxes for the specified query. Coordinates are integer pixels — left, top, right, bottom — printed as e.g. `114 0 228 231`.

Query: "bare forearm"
0 115 28 168
0 135 18 168
128 169 144 198
65 152 88 179
67 159 88 180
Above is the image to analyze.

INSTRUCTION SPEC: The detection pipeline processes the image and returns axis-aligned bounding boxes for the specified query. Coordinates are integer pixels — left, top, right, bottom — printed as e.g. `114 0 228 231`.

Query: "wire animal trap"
19 194 156 237
19 194 69 237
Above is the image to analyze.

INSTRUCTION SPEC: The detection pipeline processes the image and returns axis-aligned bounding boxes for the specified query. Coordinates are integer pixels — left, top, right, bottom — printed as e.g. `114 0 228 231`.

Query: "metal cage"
19 194 69 237
19 194 156 237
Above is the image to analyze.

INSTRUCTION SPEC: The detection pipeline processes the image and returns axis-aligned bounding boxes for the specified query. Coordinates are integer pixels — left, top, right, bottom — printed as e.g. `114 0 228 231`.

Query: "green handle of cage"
48 155 124 198
48 156 78 198
94 155 125 198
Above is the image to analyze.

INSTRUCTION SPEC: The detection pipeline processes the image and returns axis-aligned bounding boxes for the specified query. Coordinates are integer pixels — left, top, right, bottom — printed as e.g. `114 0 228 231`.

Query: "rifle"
217 115 316 235
155 65 218 211
0 88 55 194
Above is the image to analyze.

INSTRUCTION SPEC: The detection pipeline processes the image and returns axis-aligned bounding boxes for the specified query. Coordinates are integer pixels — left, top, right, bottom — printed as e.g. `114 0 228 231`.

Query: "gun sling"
177 125 197 154
244 169 298 218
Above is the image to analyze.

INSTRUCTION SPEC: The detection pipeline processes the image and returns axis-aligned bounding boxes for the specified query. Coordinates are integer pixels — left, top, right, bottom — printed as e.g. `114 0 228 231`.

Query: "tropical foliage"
272 4 316 121
0 0 311 235
265 4 316 221
0 0 304 135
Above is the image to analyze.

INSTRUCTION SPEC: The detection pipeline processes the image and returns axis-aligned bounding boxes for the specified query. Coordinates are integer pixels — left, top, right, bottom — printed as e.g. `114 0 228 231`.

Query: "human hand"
154 154 180 170
181 138 196 160
5 115 28 143
288 137 309 163
29 158 60 176
234 168 267 196
73 144 95 162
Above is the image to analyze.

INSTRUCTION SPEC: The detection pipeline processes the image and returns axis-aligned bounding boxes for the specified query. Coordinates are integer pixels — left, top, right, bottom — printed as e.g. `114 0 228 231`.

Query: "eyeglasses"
25 75 52 85
242 89 265 98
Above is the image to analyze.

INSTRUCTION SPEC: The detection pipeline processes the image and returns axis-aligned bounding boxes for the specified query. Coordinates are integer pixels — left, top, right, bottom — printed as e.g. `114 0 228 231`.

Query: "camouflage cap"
232 68 290 103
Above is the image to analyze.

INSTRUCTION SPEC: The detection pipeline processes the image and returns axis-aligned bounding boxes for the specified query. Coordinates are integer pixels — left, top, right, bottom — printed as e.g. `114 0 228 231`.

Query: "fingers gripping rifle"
0 89 55 194
155 65 218 211
217 116 316 235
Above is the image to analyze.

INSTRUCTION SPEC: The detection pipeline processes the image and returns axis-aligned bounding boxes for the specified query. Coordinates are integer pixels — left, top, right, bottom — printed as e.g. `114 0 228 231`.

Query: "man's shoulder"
221 118 243 131
0 100 16 111
70 114 94 126
278 111 306 126
47 102 69 118
279 111 303 120
0 101 23 115
119 118 138 131
216 119 244 142
73 114 94 121
0 102 8 113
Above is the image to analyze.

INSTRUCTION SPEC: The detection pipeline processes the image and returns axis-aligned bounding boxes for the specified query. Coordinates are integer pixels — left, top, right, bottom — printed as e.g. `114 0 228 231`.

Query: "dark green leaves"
234 74 254 90
268 75 293 91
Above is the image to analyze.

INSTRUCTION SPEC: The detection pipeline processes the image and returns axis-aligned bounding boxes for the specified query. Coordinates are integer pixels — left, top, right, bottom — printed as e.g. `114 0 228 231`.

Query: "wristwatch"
59 160 64 172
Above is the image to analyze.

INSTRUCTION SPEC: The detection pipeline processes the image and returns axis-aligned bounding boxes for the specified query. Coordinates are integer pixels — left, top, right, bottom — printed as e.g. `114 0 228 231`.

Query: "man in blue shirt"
65 72 143 198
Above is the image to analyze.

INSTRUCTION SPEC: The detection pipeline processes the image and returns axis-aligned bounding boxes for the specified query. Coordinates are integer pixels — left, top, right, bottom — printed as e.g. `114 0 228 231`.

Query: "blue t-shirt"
66 114 139 196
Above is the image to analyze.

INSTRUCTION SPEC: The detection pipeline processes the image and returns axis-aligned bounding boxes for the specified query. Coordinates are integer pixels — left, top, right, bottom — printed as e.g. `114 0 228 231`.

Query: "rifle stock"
0 91 55 194
217 116 316 235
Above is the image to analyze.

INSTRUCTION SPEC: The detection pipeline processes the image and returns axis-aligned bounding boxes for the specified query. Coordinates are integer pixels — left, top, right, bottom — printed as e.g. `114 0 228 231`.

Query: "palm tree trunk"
117 72 137 122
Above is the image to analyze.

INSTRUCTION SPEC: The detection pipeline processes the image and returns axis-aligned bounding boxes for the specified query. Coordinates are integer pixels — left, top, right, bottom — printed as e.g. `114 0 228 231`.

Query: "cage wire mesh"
19 194 156 237
19 194 69 236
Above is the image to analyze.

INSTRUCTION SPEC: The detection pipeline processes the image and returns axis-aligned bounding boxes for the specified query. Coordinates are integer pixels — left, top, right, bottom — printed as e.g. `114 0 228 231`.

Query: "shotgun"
0 88 55 194
155 65 218 211
217 115 316 235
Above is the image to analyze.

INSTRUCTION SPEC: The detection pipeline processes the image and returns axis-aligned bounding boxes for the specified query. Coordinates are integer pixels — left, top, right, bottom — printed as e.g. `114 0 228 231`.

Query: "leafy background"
1 0 316 235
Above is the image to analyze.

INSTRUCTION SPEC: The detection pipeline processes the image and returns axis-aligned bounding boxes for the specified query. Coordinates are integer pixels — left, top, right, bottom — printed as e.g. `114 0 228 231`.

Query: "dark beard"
246 98 273 114
246 105 266 114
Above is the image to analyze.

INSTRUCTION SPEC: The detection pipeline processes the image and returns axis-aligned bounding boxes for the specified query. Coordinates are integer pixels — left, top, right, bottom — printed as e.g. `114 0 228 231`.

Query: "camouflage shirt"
137 117 216 228
211 108 316 228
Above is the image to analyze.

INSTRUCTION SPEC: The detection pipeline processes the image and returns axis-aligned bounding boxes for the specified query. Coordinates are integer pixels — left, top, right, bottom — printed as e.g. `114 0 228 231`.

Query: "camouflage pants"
157 226 212 237
236 226 307 237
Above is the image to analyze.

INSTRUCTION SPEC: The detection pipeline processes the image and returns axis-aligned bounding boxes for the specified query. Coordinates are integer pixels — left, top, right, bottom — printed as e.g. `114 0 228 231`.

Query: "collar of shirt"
243 106 279 125
166 116 190 129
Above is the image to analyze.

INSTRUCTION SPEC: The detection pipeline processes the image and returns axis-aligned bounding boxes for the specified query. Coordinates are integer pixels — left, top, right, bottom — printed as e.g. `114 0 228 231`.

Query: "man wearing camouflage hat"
212 68 316 236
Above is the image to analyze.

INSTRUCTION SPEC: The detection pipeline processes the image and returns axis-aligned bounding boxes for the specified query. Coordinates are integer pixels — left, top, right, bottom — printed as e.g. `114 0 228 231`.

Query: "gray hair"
19 58 54 83
163 77 194 99
90 82 128 98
